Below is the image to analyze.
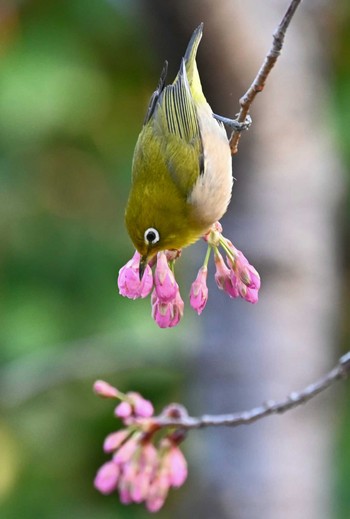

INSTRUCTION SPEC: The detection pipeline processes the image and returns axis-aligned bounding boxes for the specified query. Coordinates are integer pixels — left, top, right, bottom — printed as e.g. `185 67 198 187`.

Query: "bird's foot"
213 113 252 132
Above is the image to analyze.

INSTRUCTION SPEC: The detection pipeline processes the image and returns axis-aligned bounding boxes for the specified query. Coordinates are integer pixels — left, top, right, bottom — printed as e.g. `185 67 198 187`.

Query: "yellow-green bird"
125 24 233 277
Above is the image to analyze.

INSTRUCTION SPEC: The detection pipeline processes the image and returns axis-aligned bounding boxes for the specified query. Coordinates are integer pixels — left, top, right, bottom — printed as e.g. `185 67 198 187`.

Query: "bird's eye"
144 227 160 245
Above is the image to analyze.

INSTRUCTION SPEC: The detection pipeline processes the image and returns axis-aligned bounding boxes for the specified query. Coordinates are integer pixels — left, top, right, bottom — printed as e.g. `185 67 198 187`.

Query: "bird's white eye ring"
144 227 160 245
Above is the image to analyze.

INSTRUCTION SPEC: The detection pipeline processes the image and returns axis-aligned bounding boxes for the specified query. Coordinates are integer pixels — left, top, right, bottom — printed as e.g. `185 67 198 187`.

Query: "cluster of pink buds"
213 243 261 303
118 222 261 328
118 250 184 328
93 380 188 513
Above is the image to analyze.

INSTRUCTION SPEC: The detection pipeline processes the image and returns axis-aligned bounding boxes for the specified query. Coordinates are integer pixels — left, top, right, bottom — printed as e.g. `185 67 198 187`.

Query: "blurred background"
0 0 350 518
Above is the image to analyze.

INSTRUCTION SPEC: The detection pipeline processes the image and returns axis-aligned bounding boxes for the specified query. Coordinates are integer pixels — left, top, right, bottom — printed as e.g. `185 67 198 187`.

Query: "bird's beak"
139 255 148 281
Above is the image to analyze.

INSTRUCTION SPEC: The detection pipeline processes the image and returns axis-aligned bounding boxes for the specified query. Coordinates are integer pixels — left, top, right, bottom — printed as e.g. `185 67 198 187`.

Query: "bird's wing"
152 59 204 196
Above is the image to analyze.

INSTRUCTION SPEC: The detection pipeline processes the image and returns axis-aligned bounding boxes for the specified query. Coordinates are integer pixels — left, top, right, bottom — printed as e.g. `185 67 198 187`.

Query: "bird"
124 23 233 278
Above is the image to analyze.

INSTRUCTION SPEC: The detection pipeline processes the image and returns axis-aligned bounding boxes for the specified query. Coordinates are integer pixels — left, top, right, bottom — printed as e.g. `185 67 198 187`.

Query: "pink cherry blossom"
118 250 153 299
154 251 178 303
93 380 119 399
189 266 209 315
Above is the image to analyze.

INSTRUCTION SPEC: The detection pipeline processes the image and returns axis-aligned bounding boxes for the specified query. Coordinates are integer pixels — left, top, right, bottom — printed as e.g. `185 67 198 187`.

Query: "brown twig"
229 0 303 155
153 352 350 430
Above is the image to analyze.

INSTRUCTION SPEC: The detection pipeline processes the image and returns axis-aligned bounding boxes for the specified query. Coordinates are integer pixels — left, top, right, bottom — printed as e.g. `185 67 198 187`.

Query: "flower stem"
218 237 236 264
203 245 212 268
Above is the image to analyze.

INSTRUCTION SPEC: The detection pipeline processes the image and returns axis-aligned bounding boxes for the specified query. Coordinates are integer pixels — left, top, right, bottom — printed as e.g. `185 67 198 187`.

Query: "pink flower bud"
113 435 140 465
239 285 259 304
151 289 184 328
94 461 120 494
103 430 130 453
146 494 167 513
93 380 119 399
118 251 153 299
230 250 261 304
189 266 208 315
114 401 132 418
128 392 154 418
245 264 261 290
119 461 139 499
154 252 178 303
151 297 173 328
130 475 147 503
146 470 170 513
154 303 171 327
214 251 239 298
166 445 188 487
141 442 159 470
119 487 133 504
130 443 158 502
169 292 184 327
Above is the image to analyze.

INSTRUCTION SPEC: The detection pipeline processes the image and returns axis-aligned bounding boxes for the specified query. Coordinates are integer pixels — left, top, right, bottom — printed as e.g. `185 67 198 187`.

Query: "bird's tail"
182 23 206 104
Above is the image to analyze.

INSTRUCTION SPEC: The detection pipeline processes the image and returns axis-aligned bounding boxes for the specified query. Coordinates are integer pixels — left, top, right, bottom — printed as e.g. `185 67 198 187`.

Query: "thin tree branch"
153 352 350 430
229 0 302 155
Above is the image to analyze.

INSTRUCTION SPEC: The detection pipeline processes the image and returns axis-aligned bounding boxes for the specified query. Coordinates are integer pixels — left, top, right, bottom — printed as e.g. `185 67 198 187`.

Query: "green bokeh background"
1 1 350 518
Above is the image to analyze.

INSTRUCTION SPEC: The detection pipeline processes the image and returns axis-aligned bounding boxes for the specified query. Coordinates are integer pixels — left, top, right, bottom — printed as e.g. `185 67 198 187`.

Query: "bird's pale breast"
187 104 233 229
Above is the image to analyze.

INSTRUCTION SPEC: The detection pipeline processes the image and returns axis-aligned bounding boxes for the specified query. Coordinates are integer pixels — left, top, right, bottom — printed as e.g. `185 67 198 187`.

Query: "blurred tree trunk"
141 1 344 518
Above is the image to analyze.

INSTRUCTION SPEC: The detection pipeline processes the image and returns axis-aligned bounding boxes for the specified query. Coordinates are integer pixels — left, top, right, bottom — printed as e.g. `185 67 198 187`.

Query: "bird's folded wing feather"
152 60 204 197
